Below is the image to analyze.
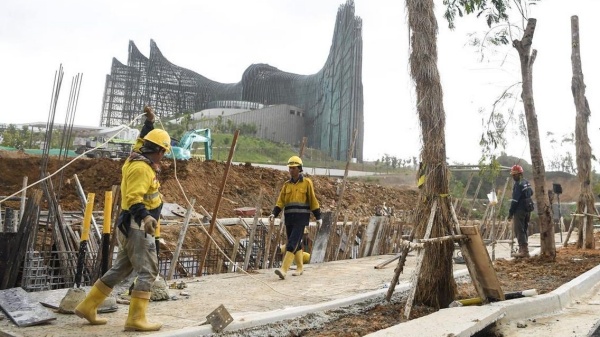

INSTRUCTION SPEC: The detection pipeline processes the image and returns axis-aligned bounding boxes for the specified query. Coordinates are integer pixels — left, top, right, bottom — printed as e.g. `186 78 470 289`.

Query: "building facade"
100 1 363 161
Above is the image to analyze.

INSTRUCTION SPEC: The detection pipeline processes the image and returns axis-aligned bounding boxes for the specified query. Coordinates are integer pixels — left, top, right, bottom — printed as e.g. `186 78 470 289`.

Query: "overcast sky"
1 0 598 165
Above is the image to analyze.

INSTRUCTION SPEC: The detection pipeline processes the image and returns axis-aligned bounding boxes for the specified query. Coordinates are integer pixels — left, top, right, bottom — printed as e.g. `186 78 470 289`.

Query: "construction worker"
270 156 321 279
508 164 534 258
75 106 169 331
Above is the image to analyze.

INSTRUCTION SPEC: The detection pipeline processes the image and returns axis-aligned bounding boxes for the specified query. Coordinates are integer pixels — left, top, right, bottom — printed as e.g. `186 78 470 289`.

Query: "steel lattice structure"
101 1 363 161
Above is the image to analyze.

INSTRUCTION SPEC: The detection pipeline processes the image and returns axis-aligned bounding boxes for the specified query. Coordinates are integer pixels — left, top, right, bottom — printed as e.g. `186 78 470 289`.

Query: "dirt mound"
0 156 418 221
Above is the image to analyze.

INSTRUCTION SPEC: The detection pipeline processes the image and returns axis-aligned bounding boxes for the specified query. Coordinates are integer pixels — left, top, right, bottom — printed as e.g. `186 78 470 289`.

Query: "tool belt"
117 205 163 238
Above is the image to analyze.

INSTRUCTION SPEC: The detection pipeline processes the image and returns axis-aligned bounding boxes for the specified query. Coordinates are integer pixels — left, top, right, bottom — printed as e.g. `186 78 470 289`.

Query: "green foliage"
210 133 296 164
379 154 417 171
443 0 510 29
0 124 70 150
449 178 465 199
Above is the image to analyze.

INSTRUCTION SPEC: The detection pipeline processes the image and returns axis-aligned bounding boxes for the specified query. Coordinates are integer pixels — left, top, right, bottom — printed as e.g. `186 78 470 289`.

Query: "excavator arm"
166 128 212 160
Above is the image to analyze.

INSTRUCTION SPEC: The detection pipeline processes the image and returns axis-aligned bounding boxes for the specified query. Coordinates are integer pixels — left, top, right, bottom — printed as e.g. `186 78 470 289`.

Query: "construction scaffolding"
100 0 364 162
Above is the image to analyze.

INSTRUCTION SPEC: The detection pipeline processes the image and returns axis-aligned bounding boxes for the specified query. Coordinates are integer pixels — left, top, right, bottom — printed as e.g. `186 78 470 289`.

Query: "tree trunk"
406 0 456 309
512 18 556 258
571 16 595 249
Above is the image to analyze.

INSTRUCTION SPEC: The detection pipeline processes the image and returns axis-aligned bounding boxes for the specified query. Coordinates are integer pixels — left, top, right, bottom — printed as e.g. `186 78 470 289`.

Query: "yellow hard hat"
287 155 303 167
144 129 171 153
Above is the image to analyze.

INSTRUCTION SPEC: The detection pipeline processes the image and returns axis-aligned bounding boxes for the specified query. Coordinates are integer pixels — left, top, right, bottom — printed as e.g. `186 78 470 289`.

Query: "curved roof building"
101 0 363 161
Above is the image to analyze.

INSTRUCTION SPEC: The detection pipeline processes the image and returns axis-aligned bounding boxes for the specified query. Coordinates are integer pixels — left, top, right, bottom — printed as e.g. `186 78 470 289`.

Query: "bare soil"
1 151 598 336
292 243 600 337
0 154 418 222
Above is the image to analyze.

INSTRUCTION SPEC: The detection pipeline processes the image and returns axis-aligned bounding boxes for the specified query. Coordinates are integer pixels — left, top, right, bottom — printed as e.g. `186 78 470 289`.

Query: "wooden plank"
262 217 275 269
167 198 196 280
271 215 285 266
334 217 348 261
459 225 505 302
360 217 380 257
310 212 332 263
370 217 388 256
343 220 358 259
228 239 240 273
0 287 56 327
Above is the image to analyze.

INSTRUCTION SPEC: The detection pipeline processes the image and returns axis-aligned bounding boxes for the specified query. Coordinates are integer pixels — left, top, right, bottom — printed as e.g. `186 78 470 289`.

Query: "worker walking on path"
508 164 534 258
75 107 170 331
270 156 322 279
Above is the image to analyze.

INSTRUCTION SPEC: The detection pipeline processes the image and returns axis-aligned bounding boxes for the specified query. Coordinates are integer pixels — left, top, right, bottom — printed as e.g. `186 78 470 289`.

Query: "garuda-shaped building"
100 1 363 161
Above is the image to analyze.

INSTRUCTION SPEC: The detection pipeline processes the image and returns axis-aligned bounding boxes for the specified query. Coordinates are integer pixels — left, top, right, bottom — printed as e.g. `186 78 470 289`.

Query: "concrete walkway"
1 233 591 337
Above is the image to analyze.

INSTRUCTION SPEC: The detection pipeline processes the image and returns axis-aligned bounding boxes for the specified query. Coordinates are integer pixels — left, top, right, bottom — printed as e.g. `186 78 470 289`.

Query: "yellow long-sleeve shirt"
274 175 321 219
120 159 162 212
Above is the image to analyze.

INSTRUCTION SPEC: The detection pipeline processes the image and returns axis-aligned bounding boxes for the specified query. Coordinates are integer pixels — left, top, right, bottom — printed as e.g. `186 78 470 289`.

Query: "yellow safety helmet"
287 155 303 167
143 129 171 153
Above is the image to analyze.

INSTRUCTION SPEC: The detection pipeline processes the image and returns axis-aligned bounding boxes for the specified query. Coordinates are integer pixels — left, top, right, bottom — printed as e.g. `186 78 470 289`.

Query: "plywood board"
459 226 505 302
309 212 332 263
360 217 380 257
0 287 56 327
370 217 388 256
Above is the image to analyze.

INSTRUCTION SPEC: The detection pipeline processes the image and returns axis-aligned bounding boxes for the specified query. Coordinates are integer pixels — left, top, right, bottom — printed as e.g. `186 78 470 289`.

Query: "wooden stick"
404 199 438 318
168 198 196 280
328 129 358 261
563 215 576 247
243 190 263 271
263 218 275 269
198 130 239 276
374 254 400 269
19 176 28 225
228 239 240 273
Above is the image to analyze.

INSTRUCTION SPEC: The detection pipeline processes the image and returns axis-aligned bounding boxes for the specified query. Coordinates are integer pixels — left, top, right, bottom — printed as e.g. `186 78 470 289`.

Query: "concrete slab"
0 232 581 337
367 305 505 337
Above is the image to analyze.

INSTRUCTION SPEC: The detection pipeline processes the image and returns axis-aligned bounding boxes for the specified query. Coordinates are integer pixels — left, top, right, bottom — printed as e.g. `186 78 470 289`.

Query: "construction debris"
0 287 56 327
206 304 233 333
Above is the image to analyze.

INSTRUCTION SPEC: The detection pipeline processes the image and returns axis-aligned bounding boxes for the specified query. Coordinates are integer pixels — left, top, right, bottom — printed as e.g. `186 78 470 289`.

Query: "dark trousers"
513 209 530 246
284 213 310 253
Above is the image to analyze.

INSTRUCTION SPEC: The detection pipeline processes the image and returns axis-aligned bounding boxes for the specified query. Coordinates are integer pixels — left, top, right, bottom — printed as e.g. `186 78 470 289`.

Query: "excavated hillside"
0 152 419 222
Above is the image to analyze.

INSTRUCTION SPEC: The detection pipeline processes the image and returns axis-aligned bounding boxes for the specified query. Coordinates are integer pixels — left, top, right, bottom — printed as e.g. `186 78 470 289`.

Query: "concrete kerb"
367 251 600 337
150 270 470 336
148 241 600 337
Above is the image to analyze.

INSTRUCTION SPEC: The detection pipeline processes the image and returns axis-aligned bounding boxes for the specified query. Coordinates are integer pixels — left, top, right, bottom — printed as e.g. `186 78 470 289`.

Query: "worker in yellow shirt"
75 106 169 331
270 156 322 279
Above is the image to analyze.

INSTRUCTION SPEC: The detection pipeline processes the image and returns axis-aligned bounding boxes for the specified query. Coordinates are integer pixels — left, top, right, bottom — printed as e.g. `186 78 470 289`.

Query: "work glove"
268 214 275 222
144 106 156 122
316 219 323 226
142 215 158 236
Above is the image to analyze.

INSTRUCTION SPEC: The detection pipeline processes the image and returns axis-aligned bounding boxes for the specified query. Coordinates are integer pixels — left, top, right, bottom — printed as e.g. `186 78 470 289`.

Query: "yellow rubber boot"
275 251 295 280
74 279 112 325
124 291 162 331
292 250 304 276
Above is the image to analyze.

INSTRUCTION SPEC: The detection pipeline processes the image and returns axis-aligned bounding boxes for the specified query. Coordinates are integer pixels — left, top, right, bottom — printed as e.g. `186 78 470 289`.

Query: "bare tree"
401 0 512 309
512 18 555 258
570 16 595 249
406 0 456 308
